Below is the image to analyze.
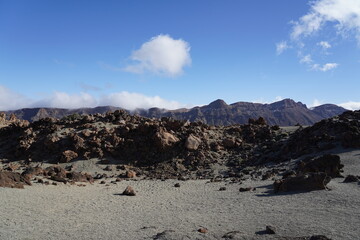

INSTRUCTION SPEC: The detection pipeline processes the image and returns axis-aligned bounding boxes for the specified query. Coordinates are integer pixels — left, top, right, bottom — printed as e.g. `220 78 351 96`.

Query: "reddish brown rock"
66 172 94 183
126 170 136 178
60 150 78 163
0 171 31 188
198 227 208 233
154 127 179 149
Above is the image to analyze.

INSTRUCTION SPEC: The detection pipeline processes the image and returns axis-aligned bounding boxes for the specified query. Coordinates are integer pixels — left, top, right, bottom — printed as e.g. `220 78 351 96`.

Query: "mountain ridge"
2 98 347 126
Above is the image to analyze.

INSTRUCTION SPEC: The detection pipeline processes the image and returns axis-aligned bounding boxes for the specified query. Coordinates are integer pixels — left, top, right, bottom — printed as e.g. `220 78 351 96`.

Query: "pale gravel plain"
0 150 359 240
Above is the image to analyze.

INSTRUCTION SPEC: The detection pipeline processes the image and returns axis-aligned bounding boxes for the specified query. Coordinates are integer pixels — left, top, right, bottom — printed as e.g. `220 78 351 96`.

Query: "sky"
1 0 360 111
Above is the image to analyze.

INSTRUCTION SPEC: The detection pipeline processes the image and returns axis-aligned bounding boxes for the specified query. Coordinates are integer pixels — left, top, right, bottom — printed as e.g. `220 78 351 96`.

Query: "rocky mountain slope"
2 99 346 126
139 98 346 126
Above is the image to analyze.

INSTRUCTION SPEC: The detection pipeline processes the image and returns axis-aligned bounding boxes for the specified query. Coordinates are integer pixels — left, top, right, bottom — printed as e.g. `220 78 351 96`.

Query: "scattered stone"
198 227 208 233
309 235 331 240
100 180 106 184
219 187 227 191
126 170 136 178
66 172 94 183
123 186 136 196
174 183 180 187
103 165 114 171
265 225 276 234
239 187 255 192
52 182 57 186
343 175 359 183
50 176 67 184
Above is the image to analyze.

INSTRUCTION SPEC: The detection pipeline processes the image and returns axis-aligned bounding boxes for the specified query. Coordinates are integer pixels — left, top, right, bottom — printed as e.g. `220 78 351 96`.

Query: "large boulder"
0 171 31 188
66 172 94 183
274 172 331 193
154 127 179 149
185 134 201 151
298 154 343 178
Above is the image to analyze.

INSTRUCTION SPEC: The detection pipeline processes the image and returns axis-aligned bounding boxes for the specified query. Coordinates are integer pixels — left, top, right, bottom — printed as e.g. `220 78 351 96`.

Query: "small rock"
123 186 136 196
343 175 359 183
100 180 106 184
265 225 276 234
239 187 255 192
126 170 136 178
174 183 180 188
198 227 208 233
309 236 331 240
103 165 114 171
219 187 227 191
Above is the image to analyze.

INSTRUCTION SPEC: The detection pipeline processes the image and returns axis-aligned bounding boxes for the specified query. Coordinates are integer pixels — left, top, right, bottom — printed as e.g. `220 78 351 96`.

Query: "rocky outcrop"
0 171 31 188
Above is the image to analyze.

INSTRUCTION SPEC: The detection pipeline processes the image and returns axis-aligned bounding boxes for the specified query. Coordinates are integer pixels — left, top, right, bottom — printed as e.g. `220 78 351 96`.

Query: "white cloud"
0 85 188 111
309 99 323 108
300 54 313 64
312 62 339 71
276 41 289 55
123 34 191 76
253 96 285 104
317 41 332 49
291 0 360 42
274 96 284 102
33 92 98 109
0 86 30 111
99 92 186 110
339 101 360 110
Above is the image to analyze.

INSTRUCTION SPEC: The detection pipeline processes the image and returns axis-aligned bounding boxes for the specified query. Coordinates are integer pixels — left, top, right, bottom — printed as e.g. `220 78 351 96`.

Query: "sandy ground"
1 150 360 240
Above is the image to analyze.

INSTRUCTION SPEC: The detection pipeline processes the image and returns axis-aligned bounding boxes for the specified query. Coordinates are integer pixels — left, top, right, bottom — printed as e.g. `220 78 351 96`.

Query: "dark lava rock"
239 187 255 192
274 172 331 193
343 175 359 183
219 187 227 191
265 225 276 234
174 183 180 188
298 154 343 178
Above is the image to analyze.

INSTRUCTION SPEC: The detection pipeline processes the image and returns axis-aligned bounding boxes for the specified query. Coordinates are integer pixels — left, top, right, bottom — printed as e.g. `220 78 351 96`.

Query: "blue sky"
1 0 360 110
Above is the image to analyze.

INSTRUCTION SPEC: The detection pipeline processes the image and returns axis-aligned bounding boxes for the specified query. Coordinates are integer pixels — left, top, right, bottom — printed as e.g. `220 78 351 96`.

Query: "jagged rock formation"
0 110 281 179
3 99 346 126
258 110 360 164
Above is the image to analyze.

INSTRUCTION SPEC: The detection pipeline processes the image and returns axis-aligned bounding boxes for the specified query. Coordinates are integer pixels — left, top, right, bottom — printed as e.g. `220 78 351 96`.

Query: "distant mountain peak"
207 99 228 109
